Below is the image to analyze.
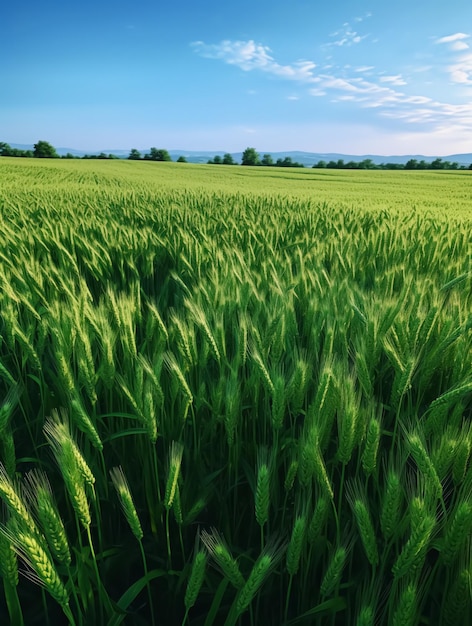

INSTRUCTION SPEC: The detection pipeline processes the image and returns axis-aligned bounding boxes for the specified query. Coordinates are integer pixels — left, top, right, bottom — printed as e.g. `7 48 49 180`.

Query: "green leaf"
286 597 347 625
204 578 229 626
107 569 168 626
102 428 149 443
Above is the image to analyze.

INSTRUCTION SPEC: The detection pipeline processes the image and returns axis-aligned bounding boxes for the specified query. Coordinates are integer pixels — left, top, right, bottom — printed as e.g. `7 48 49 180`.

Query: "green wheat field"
0 157 471 625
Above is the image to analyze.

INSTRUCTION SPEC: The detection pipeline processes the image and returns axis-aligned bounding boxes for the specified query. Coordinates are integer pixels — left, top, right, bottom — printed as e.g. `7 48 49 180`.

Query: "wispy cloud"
355 66 375 73
328 24 367 47
324 14 372 48
379 74 407 86
309 72 472 134
192 37 472 136
191 40 316 81
448 53 472 84
435 32 470 51
436 32 469 44
354 12 372 23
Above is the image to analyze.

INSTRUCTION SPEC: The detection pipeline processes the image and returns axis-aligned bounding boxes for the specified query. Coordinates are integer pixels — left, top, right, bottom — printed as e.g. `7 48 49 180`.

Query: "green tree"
177 155 187 163
313 160 327 168
33 140 58 158
223 153 235 165
147 148 172 161
261 154 273 166
241 147 260 166
405 159 417 170
128 148 142 160
359 159 375 169
0 142 13 156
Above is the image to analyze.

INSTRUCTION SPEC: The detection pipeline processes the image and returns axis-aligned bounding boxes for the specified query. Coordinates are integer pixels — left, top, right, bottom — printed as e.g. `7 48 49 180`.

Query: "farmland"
0 157 471 625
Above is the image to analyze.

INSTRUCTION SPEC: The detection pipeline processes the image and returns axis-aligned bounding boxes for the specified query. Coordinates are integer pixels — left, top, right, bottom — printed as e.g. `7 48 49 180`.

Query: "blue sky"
2 0 472 154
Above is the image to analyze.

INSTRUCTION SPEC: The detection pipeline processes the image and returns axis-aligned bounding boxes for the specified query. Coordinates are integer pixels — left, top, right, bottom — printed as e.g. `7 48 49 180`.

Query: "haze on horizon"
3 1 472 156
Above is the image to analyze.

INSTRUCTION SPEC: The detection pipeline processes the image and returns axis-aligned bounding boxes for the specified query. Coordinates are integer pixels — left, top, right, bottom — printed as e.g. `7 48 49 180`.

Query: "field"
0 157 471 625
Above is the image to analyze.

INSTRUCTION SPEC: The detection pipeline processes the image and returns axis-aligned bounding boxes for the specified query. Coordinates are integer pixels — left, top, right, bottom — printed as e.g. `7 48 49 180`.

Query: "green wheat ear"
0 464 37 533
0 383 20 434
201 528 245 589
234 538 286 617
442 568 470 625
320 545 347 596
380 468 403 541
164 441 184 510
347 481 378 567
3 523 69 609
110 466 143 541
24 470 71 566
355 605 375 626
307 495 329 545
361 416 381 476
392 581 417 626
392 510 435 578
255 447 270 528
286 515 306 576
184 548 207 611
0 524 19 587
441 501 472 566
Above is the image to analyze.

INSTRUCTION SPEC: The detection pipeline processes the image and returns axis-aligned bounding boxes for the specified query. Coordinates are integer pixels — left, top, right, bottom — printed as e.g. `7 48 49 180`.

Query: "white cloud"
308 71 472 134
451 41 469 51
379 74 407 86
326 19 369 48
191 40 316 81
447 53 472 84
354 12 372 23
436 33 469 44
192 37 472 139
332 30 366 47
435 33 470 52
287 95 300 100
411 65 433 73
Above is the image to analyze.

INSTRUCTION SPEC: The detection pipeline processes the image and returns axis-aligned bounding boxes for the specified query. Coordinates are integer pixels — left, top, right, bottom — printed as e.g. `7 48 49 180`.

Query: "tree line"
0 141 60 158
224 148 472 170
0 142 187 162
127 148 187 162
312 157 472 170
2 142 471 169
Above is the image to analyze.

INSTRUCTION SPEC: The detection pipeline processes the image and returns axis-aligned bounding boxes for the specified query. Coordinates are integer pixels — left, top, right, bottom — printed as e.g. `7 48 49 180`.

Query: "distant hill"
6 144 472 166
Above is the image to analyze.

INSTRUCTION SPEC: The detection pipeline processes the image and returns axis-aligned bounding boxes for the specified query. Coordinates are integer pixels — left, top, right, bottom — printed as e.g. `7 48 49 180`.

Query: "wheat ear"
201 528 245 589
110 466 143 541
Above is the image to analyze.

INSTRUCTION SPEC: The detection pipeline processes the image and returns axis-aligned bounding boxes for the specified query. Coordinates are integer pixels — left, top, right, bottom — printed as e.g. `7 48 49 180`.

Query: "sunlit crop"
0 158 471 625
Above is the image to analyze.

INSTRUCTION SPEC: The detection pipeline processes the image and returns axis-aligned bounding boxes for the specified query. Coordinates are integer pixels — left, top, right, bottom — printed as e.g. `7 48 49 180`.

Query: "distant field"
1 157 472 215
0 157 471 625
